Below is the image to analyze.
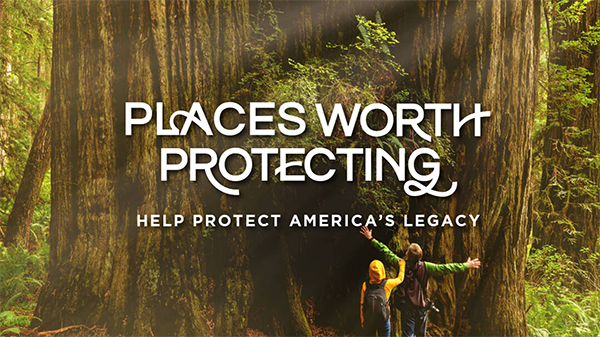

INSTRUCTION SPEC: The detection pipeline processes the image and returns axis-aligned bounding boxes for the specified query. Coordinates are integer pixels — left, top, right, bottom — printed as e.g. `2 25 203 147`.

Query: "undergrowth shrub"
0 225 48 328
526 245 600 336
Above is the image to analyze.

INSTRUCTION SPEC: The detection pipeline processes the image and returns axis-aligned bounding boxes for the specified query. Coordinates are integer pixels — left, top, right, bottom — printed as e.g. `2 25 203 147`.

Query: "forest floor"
0 325 108 337
1 232 599 336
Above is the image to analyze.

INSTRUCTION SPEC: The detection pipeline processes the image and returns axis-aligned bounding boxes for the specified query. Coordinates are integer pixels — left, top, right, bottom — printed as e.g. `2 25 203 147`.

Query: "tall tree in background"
4 100 50 245
0 0 52 239
535 0 600 257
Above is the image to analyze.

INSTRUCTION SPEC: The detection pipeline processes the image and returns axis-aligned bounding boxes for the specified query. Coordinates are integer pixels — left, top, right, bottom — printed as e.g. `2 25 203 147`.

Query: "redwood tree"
383 0 540 335
535 0 600 257
4 100 50 246
35 1 250 335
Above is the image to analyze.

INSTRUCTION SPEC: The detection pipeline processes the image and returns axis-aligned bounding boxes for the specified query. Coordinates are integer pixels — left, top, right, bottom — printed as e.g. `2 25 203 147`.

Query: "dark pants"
400 302 428 337
363 317 391 337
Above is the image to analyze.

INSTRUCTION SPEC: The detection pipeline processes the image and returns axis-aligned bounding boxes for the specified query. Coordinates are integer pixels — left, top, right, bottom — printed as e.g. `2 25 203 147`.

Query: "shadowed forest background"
0 0 599 336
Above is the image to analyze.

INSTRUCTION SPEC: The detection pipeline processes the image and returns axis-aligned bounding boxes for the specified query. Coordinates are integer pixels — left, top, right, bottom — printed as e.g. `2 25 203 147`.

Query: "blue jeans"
400 302 428 337
363 317 391 337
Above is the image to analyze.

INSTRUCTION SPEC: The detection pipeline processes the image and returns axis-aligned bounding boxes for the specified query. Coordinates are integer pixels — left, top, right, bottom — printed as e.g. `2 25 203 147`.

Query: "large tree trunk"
35 1 249 335
383 1 540 335
536 0 600 256
213 227 253 336
204 2 255 335
243 2 540 335
4 100 50 246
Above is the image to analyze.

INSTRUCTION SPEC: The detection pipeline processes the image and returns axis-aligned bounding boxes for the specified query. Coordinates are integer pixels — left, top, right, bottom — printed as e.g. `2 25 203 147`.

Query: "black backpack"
362 279 389 324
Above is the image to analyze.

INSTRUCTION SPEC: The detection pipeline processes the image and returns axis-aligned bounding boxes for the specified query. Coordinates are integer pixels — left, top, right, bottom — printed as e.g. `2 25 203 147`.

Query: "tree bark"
35 1 249 335
279 233 312 337
213 227 253 336
4 99 51 246
384 0 540 335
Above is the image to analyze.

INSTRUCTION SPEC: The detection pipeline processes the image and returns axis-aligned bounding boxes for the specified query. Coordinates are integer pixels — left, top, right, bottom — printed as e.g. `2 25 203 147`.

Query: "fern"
0 310 31 328
0 242 48 313
526 246 600 336
0 327 21 337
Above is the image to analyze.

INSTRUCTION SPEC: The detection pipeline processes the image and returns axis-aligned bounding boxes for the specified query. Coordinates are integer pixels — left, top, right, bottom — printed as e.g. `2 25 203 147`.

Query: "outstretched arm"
359 226 401 266
425 257 481 277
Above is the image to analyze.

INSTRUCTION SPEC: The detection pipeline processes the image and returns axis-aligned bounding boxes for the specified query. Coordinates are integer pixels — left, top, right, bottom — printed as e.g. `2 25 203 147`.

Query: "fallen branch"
37 325 103 336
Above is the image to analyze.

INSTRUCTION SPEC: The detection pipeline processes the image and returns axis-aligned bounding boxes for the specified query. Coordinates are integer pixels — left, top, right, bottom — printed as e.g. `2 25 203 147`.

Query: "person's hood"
369 260 385 283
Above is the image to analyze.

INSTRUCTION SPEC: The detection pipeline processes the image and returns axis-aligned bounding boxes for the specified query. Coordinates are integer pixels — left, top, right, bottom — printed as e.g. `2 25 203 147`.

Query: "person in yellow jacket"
360 259 406 337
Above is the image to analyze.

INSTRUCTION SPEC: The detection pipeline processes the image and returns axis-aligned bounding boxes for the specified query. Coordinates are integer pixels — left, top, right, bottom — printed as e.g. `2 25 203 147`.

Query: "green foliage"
526 246 600 336
552 0 593 26
236 9 453 217
559 24 600 56
0 311 31 329
533 0 600 247
546 64 595 116
527 289 600 337
0 326 21 336
0 0 52 224
0 240 47 331
0 0 52 330
0 240 48 314
329 14 399 57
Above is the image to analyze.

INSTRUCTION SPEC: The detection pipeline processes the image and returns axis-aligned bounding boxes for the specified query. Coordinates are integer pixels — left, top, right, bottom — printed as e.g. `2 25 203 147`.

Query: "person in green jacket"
359 226 480 337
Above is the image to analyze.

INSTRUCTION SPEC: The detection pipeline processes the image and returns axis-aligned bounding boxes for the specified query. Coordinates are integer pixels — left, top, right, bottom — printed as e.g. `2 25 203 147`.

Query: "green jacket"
371 238 468 276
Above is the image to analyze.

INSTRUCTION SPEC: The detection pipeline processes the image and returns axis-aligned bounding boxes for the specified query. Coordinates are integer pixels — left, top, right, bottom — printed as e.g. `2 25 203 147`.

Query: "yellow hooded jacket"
360 259 406 325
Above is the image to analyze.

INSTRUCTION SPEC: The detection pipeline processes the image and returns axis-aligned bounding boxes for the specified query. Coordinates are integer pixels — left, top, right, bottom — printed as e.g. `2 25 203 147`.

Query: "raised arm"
385 259 406 289
359 226 401 266
425 257 481 277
